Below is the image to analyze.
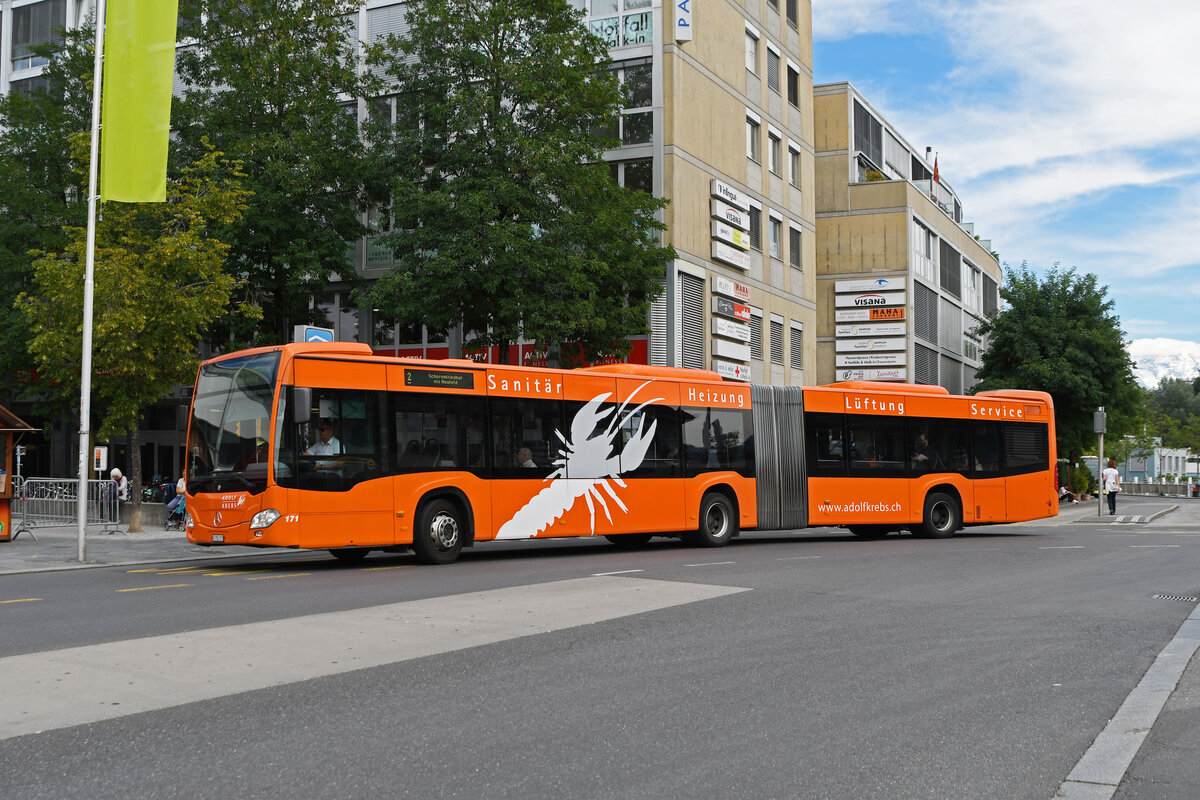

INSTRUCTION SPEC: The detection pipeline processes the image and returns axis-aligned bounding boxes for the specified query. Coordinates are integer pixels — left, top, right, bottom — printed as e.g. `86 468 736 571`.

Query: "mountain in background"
1128 339 1200 389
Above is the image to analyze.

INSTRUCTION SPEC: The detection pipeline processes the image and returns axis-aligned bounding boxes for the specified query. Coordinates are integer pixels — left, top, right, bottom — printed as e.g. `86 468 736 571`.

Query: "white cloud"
812 0 913 40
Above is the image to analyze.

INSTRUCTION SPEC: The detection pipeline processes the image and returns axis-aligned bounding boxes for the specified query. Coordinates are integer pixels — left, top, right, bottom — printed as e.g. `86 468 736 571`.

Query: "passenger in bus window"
517 447 537 468
911 430 942 473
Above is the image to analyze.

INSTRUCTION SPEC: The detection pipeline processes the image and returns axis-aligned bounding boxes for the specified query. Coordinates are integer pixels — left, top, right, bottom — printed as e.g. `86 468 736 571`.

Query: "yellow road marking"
361 565 412 571
127 567 205 574
201 569 270 576
0 598 42 604
117 584 192 592
245 573 310 581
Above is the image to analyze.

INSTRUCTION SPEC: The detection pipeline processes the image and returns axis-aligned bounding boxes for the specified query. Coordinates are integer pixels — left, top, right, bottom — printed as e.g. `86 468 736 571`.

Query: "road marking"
244 573 310 580
0 598 41 605
1056 603 1200 799
685 561 736 567
776 556 822 561
361 565 412 571
0 576 749 740
592 569 644 576
116 584 192 592
1039 546 1085 549
201 569 271 576
1130 544 1181 548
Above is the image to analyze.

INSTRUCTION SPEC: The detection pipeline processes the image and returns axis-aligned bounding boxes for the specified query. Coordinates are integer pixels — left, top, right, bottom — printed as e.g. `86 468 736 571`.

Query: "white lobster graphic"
496 381 662 539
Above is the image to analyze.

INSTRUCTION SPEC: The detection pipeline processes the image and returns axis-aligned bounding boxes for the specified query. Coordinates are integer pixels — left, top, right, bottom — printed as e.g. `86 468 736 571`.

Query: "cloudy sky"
812 0 1200 349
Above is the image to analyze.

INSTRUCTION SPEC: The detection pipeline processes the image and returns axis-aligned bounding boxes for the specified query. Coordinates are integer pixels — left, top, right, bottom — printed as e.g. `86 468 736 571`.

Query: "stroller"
165 493 186 531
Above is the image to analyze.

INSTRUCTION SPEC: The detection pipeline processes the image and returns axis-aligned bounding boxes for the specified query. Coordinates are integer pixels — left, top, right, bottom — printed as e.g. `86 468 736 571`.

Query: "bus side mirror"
176 404 189 431
290 387 312 424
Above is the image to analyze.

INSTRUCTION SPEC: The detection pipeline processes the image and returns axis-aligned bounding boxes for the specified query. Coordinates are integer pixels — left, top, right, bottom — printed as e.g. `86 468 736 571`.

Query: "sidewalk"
0 523 288 575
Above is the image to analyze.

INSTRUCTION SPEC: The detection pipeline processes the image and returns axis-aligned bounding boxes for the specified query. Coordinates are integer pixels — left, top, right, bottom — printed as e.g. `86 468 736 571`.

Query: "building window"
768 0 779 10
679 272 704 370
617 61 653 145
790 322 803 370
766 48 780 94
768 133 781 175
914 282 938 345
939 239 962 299
770 318 784 366
769 216 781 259
610 158 653 193
787 64 799 108
853 100 883 171
786 0 798 29
788 145 800 187
789 227 801 269
745 31 757 73
963 263 981 312
983 274 999 316
750 311 763 360
748 206 761 251
912 219 935 283
12 0 66 71
747 117 760 162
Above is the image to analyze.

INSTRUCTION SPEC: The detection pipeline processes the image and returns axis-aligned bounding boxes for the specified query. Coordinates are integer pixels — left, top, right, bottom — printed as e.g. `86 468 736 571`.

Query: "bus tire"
848 526 891 539
329 547 370 563
686 492 737 547
604 533 654 547
920 492 960 539
413 498 465 565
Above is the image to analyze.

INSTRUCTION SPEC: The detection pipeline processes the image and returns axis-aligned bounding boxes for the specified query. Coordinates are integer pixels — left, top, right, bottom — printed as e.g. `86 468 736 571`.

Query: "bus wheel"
413 499 465 565
848 526 891 539
329 547 370 563
920 492 960 539
686 492 737 547
604 533 654 547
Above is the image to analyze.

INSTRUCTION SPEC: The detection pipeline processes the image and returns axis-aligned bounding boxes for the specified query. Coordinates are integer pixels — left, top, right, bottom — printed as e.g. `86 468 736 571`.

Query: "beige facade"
595 0 817 386
814 82 1001 391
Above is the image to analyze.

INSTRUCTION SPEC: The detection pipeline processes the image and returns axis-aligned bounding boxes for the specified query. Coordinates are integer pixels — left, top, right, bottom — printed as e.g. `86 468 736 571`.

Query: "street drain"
1153 594 1199 603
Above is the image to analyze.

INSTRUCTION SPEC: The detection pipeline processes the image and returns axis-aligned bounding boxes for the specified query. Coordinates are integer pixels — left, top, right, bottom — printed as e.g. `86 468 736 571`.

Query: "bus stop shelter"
0 405 36 542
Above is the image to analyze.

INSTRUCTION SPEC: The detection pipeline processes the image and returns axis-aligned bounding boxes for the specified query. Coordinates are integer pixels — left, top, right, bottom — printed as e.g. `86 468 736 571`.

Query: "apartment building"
356 1 818 385
813 82 1000 391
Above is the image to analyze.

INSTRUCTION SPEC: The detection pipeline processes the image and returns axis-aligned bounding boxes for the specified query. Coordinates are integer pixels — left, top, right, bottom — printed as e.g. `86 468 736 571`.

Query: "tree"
173 0 381 346
365 0 674 365
974 264 1142 467
0 24 94 395
17 145 253 531
1146 377 1200 448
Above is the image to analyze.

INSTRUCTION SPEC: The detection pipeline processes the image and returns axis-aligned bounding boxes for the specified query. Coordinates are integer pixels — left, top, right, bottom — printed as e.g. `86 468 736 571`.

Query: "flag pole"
77 0 108 562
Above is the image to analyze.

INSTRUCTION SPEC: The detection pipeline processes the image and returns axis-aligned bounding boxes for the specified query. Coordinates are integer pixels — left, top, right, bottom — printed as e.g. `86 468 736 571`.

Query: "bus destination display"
404 368 474 389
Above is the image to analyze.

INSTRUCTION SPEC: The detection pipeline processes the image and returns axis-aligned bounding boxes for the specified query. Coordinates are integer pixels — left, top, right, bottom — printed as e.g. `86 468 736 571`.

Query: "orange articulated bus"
183 342 1057 564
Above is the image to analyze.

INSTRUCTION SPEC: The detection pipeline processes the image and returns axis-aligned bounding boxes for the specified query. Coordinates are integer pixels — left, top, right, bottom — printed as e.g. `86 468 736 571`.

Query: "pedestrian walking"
1102 459 1120 515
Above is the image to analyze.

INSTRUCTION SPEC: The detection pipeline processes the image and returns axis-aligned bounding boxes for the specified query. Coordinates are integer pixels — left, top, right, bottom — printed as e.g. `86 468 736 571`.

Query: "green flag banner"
100 0 179 203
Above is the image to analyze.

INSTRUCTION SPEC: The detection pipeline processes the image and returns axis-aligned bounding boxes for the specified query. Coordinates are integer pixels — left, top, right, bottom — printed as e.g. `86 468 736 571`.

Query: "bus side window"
681 407 754 477
970 421 1003 476
805 413 846 477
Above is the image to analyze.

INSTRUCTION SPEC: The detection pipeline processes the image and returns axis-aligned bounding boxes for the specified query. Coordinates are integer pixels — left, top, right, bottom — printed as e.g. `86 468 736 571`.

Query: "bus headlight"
250 508 281 529
185 511 193 529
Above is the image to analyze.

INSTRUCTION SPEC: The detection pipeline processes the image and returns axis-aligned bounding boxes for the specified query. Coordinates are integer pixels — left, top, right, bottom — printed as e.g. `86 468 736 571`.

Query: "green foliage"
364 0 674 364
17 145 254 441
974 263 1142 460
173 0 380 346
1144 377 1200 448
0 24 94 393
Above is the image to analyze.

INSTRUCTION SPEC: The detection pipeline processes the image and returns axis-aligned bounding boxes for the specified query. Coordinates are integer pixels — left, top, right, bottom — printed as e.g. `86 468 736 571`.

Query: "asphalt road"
2 499 1199 799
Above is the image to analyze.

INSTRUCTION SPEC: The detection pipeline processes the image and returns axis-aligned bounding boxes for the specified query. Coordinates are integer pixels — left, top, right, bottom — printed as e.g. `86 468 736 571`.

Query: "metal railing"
1122 481 1194 498
11 477 122 541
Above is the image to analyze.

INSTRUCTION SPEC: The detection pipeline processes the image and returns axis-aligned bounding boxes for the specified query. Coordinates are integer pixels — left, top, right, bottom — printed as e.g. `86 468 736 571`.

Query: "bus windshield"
187 351 280 495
